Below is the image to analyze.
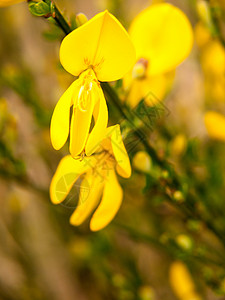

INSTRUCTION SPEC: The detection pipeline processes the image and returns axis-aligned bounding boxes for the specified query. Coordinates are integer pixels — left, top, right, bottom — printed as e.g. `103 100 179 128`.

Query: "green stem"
51 2 72 35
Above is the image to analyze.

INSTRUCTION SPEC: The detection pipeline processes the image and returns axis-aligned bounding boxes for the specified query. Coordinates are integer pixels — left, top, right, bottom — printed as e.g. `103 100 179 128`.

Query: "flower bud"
176 234 193 251
133 151 152 173
76 13 88 27
173 191 185 203
171 134 187 157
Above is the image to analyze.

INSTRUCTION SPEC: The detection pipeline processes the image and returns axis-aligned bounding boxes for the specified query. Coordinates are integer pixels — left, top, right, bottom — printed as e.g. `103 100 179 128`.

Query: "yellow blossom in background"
194 22 211 48
195 21 225 103
201 40 225 76
0 0 24 7
171 134 187 157
124 3 193 107
132 151 152 173
204 111 225 141
169 261 202 300
50 125 131 231
50 11 136 157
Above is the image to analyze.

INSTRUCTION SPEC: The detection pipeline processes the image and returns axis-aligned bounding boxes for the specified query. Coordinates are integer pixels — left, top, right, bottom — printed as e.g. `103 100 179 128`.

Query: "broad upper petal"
60 11 136 81
129 4 193 76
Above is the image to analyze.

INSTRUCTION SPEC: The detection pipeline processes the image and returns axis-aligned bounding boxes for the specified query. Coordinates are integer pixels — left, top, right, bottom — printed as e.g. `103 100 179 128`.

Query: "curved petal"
85 86 108 156
90 170 123 231
69 171 104 226
50 155 93 204
60 10 136 81
129 4 193 76
110 125 131 178
50 80 78 150
204 111 225 141
69 94 95 158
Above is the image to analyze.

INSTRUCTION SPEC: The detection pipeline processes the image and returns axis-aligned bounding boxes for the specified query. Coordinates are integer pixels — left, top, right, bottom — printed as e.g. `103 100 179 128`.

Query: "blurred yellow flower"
50 11 136 157
204 111 225 141
124 3 193 107
171 134 187 157
201 40 225 76
50 125 131 231
169 261 202 300
0 0 24 7
194 22 211 48
132 151 152 173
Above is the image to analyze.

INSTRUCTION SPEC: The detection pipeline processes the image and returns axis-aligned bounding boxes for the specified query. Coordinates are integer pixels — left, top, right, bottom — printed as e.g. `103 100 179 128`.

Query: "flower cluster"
50 11 135 231
50 6 193 231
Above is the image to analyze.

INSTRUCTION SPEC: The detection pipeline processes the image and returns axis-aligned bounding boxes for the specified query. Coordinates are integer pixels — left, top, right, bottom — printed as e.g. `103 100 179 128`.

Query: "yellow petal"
69 96 95 158
194 22 211 48
201 40 225 75
0 0 24 6
169 261 200 300
50 80 78 150
109 125 131 178
50 155 93 204
204 111 225 141
129 3 193 76
125 72 174 108
69 171 104 226
85 86 108 156
60 10 136 81
90 170 123 231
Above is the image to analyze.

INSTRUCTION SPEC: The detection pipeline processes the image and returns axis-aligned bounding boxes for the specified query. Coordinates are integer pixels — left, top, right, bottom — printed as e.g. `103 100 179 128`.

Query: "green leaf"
29 1 51 17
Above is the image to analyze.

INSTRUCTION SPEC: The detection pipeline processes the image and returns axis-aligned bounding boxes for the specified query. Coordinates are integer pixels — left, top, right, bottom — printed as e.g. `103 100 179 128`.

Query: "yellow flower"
171 134 187 157
124 3 193 107
50 125 131 231
204 111 225 141
132 151 152 173
194 22 211 48
169 261 202 300
0 0 24 7
201 40 225 76
50 11 136 157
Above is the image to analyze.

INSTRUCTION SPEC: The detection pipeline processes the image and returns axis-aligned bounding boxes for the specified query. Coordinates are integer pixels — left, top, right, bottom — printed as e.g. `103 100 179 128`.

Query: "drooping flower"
50 125 131 231
0 0 24 7
50 11 136 157
204 111 225 141
124 3 193 107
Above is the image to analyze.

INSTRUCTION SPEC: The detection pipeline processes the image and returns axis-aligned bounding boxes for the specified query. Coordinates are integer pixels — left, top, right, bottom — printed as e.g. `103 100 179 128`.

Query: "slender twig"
50 1 72 35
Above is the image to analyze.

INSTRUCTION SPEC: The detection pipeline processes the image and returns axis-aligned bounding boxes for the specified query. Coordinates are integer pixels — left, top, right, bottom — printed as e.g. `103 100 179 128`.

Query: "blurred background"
0 0 225 299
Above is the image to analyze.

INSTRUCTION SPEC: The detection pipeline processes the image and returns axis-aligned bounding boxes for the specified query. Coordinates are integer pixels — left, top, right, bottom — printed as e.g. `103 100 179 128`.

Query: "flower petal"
109 125 131 178
50 80 78 150
85 86 108 156
204 111 225 141
90 169 123 231
125 72 174 108
60 10 136 81
129 4 193 76
50 155 93 204
0 0 24 6
69 171 104 226
69 96 95 158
